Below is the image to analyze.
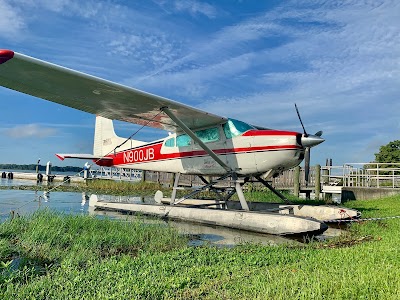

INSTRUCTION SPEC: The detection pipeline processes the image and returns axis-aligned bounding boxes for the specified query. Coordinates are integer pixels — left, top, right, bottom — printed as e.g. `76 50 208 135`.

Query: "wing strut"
161 107 231 172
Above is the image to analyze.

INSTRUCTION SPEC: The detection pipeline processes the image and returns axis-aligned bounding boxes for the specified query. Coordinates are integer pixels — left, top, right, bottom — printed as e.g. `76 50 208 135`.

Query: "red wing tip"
0 50 14 64
55 154 65 161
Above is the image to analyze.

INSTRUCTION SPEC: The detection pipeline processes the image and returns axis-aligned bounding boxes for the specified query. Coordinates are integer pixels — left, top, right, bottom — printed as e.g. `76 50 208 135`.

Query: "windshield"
223 119 254 139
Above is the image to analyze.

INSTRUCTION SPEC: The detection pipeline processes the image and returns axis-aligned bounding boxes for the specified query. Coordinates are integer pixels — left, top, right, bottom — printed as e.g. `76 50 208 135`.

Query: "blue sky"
0 0 399 168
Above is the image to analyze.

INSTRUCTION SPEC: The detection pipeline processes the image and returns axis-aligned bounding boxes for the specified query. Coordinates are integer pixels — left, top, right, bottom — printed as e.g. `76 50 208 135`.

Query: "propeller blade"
304 147 311 186
315 130 323 137
295 103 308 137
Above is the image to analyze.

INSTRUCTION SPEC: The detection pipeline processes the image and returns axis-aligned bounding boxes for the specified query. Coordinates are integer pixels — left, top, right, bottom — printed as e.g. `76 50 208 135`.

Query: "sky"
0 0 399 168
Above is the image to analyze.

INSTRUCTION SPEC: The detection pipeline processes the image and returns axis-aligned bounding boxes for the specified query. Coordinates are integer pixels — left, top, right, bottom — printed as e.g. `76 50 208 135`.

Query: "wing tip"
55 154 65 161
0 49 14 65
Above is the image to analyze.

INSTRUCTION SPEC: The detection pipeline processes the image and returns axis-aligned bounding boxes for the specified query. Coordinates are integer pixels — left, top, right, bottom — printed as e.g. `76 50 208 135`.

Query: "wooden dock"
1 171 84 183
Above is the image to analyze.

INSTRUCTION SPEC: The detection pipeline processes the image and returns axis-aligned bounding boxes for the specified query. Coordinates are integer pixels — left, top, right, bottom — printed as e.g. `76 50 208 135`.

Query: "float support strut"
170 172 181 205
255 176 292 204
233 173 249 211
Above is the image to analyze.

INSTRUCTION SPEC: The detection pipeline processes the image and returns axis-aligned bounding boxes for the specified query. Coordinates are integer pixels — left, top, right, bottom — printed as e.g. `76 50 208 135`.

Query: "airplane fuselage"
96 119 305 176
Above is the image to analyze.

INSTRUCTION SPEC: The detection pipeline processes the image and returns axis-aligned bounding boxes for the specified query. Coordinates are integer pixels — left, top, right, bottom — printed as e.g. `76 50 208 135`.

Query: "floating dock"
2 172 84 183
89 195 328 236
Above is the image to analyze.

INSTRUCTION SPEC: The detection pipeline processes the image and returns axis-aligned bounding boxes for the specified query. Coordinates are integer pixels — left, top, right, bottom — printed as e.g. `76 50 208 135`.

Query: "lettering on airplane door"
123 148 154 163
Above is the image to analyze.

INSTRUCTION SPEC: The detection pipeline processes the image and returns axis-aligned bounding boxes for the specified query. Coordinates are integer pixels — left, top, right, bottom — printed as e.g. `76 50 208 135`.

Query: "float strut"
255 176 292 204
170 172 181 205
174 172 232 205
233 173 250 211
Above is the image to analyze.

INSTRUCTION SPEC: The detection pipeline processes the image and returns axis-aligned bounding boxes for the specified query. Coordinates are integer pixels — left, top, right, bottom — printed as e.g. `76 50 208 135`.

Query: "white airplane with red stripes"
0 49 324 209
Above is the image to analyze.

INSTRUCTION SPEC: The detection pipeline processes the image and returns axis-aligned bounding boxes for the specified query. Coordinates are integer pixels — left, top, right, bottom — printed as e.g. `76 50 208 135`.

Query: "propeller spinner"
295 104 324 186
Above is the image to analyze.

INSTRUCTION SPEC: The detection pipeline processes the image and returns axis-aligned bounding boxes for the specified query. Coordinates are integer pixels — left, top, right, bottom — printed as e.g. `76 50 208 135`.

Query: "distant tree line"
374 140 400 165
0 164 83 172
362 140 400 174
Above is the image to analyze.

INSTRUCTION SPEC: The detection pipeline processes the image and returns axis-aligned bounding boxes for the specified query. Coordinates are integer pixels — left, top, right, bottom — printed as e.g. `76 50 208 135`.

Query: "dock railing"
321 163 400 188
272 162 400 189
89 167 142 181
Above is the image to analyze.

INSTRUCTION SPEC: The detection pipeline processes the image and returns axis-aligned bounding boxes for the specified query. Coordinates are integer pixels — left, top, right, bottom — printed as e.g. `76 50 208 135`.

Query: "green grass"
241 190 326 204
1 195 400 299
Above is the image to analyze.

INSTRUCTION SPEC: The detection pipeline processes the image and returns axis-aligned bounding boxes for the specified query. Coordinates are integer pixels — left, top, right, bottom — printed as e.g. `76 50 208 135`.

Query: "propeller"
295 103 308 137
294 104 324 186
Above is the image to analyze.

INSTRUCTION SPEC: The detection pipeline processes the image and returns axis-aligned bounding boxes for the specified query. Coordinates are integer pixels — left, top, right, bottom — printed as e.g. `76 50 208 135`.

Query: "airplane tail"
93 116 146 157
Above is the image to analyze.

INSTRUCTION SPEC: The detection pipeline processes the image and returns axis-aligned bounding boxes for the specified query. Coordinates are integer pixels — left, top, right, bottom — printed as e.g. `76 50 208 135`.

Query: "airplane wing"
0 50 227 131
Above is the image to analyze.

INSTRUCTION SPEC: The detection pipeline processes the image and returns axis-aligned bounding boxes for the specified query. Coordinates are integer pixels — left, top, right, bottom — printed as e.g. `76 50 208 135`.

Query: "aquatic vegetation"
0 179 165 196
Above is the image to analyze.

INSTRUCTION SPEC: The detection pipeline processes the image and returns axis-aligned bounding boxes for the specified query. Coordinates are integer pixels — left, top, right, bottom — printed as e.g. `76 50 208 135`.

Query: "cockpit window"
165 137 175 147
195 127 220 143
223 119 254 139
176 134 191 147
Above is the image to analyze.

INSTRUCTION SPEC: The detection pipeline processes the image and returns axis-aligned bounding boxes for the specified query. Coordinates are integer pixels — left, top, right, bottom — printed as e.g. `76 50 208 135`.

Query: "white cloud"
107 33 182 68
173 0 217 18
0 0 26 39
10 0 103 18
4 124 57 138
130 52 256 98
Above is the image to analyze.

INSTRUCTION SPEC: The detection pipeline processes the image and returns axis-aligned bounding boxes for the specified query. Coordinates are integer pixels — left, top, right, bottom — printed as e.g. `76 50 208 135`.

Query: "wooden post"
322 167 329 185
170 173 176 188
315 164 321 200
141 170 146 182
321 166 330 202
325 192 333 204
294 166 300 197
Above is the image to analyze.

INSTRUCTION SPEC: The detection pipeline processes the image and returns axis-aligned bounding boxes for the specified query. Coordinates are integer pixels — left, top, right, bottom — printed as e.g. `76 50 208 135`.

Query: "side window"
223 123 233 139
195 127 220 143
176 134 191 147
164 137 175 147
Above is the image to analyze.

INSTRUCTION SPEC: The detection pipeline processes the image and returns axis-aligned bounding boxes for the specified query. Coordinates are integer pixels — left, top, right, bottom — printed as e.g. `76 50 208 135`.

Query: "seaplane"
0 49 360 235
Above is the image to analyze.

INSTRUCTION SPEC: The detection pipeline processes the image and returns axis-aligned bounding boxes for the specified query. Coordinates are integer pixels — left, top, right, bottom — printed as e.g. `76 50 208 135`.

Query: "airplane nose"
301 134 325 148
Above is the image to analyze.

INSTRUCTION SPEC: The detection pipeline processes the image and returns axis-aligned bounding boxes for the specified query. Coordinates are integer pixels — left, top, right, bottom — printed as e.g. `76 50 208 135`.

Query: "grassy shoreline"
0 189 399 298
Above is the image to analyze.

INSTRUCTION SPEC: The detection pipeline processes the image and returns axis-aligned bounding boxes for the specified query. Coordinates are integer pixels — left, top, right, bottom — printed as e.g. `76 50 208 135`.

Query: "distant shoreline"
0 163 83 173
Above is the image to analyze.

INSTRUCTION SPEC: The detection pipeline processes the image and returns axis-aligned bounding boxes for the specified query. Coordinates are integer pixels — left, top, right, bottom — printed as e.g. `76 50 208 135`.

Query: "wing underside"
0 50 227 131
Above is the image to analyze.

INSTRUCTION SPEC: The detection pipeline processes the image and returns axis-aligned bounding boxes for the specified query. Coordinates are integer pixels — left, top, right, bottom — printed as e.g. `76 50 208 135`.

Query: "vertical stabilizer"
93 116 146 157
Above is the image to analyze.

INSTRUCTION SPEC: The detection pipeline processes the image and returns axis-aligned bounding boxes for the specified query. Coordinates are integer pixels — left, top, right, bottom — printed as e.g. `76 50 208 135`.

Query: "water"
0 178 38 187
0 189 89 221
0 189 298 247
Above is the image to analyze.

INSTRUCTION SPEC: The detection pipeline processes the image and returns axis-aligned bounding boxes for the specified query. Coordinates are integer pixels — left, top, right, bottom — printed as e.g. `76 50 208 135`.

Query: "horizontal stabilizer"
55 153 113 161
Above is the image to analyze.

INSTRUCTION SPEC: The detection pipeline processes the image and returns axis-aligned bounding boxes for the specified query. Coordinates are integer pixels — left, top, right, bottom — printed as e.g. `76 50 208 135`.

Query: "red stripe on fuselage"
103 141 301 166
242 130 299 137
